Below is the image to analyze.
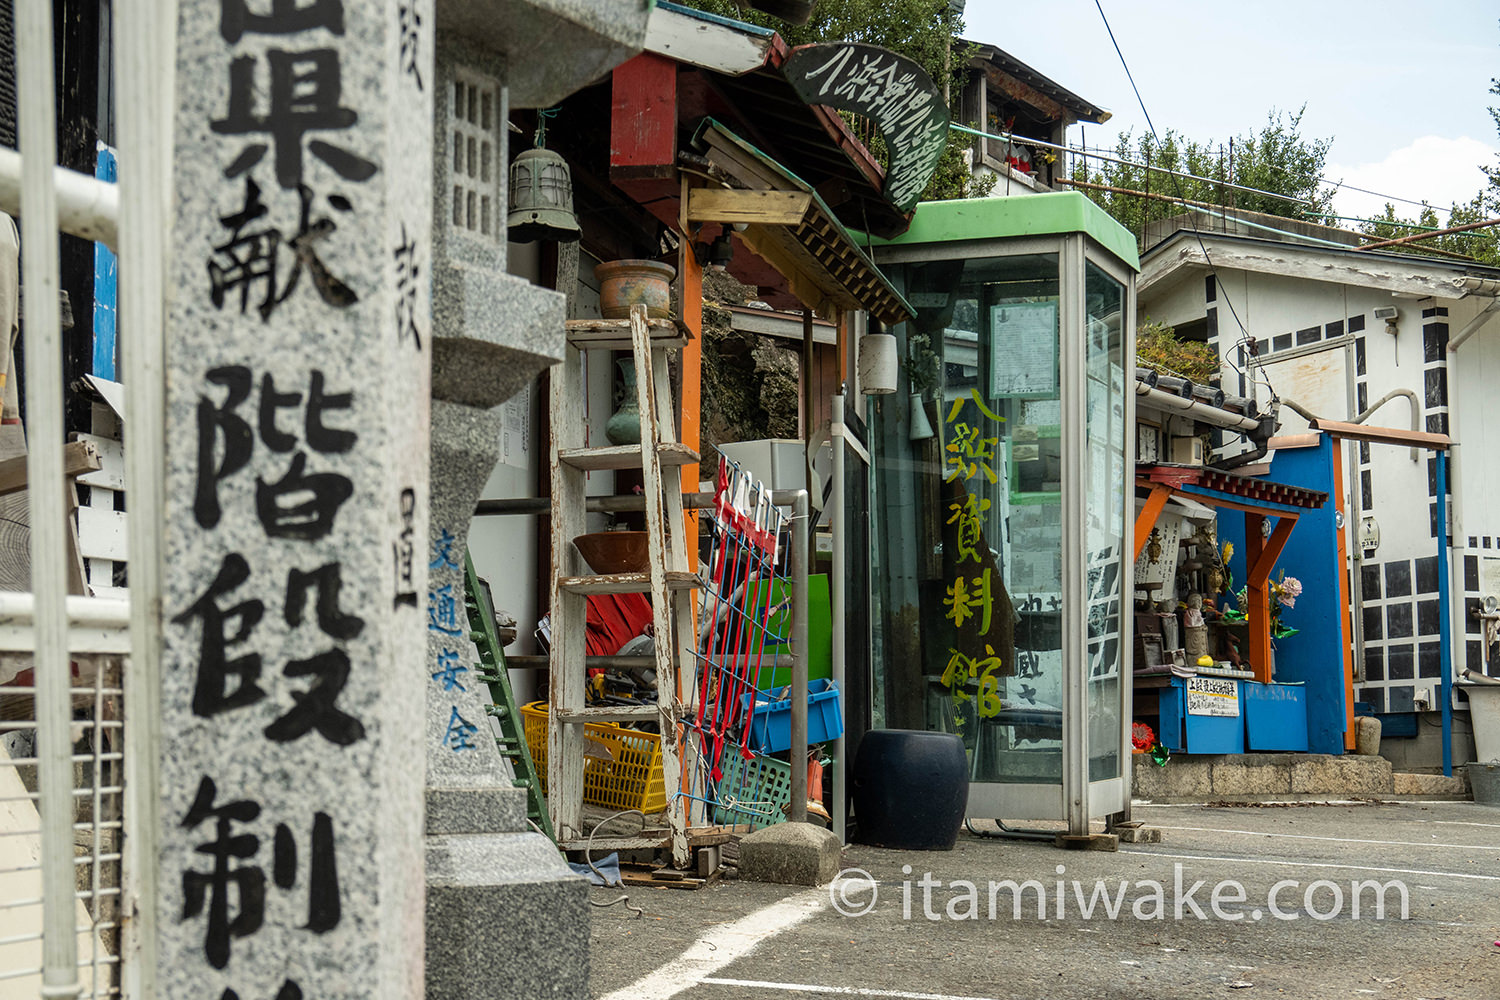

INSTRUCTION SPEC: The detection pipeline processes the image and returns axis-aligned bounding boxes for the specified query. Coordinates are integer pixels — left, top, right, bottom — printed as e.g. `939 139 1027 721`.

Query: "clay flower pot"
573 531 649 575
595 259 676 319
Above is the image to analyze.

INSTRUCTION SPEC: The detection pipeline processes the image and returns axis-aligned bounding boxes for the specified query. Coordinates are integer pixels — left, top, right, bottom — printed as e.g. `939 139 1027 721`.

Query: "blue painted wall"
1220 438 1347 754
92 144 118 380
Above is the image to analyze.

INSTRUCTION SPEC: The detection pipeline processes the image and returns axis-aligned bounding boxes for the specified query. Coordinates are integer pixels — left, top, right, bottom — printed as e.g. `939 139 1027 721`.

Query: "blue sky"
962 0 1500 223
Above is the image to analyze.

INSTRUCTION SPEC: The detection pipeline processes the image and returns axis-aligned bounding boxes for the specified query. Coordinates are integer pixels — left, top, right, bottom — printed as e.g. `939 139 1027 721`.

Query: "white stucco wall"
467 242 616 703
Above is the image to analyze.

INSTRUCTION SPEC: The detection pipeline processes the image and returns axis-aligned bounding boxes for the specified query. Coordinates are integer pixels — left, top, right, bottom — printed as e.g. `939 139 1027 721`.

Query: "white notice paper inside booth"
1186 676 1240 717
989 301 1057 398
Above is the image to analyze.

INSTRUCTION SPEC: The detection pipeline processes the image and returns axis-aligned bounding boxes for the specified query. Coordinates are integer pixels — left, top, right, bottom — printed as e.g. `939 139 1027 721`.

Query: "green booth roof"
867 192 1139 271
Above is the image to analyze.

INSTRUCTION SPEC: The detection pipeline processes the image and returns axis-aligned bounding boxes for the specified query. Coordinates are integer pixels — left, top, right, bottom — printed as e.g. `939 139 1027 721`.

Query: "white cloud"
1324 136 1496 224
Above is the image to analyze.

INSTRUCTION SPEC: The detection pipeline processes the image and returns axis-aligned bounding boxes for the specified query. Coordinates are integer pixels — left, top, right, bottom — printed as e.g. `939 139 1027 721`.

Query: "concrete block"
1392 771 1471 797
1130 757 1168 799
432 267 564 409
1212 759 1293 797
1116 825 1163 844
738 822 843 886
1290 755 1392 796
1135 755 1212 799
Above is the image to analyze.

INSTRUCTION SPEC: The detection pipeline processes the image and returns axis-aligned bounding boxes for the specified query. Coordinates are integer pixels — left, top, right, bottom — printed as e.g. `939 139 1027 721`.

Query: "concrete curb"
1133 754 1473 802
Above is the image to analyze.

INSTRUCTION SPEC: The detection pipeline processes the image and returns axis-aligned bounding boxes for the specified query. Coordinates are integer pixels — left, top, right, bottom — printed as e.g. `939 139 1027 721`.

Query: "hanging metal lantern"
507 145 579 243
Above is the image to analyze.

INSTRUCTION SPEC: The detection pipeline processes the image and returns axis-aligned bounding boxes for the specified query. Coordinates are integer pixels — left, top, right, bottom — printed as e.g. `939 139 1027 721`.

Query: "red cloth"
583 592 653 666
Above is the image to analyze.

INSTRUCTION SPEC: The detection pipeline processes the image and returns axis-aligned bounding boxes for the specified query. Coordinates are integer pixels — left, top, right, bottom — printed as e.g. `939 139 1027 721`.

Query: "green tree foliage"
1071 108 1336 234
677 0 992 200
1355 73 1500 264
1136 318 1219 384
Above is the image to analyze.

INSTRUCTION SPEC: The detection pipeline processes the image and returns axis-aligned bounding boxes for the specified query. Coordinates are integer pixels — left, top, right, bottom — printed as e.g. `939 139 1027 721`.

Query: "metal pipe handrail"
0 147 118 250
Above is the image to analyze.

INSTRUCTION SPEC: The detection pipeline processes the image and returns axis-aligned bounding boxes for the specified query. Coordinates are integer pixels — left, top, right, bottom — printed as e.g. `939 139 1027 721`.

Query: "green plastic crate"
712 744 791 829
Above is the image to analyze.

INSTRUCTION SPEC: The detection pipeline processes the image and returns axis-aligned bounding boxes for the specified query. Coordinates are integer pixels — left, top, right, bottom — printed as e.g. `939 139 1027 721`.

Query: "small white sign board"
1186 676 1240 717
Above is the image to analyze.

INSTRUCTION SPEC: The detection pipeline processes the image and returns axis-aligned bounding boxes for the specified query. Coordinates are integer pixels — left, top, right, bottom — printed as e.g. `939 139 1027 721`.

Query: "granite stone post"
420 38 585 1000
161 1 434 998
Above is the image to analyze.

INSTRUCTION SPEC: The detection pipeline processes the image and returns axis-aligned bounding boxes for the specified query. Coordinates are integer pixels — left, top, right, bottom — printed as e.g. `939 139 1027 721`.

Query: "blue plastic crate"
740 679 843 754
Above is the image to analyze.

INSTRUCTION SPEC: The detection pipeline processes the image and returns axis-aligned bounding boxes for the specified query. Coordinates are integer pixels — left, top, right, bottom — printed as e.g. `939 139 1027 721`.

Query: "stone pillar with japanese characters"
161 1 433 998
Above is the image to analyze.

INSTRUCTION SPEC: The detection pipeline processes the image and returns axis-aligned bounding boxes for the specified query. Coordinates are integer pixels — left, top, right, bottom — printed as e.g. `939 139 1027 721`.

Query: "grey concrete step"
1133 753 1470 802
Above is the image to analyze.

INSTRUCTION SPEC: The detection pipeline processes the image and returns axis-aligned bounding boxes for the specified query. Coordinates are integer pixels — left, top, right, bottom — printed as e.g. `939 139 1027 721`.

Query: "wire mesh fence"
0 655 125 997
684 458 796 825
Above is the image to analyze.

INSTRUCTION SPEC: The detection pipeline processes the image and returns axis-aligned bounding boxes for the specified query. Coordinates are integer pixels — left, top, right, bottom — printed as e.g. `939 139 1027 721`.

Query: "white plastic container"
1464 682 1500 763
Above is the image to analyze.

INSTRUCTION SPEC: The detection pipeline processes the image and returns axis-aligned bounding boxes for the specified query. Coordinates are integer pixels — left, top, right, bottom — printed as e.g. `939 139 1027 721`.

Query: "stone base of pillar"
426 828 589 999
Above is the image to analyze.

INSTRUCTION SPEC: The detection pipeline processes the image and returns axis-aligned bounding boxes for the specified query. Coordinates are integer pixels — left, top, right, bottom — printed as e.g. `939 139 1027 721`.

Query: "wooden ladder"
549 304 699 867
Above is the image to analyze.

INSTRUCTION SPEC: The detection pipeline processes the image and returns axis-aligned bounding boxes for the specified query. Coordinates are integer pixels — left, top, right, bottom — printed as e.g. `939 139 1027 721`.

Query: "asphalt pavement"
589 801 1500 999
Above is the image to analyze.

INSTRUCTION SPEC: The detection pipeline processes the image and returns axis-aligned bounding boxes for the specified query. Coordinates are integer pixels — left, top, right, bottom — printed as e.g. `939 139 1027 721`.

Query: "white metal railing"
4 0 170 997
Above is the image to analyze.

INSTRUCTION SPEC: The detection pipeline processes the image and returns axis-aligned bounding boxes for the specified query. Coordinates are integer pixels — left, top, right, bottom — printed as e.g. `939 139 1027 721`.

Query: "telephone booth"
864 193 1138 834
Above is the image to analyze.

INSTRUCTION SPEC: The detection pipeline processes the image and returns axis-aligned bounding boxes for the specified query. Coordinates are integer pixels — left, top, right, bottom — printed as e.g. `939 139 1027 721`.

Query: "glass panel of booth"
1084 259 1127 785
869 251 1068 787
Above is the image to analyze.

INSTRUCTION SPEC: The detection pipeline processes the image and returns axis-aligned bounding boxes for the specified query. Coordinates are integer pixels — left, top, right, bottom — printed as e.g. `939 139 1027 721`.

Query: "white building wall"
468 242 616 703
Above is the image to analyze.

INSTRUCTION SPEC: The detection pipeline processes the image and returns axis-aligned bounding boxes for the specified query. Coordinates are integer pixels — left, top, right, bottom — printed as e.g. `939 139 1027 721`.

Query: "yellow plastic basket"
521 701 667 814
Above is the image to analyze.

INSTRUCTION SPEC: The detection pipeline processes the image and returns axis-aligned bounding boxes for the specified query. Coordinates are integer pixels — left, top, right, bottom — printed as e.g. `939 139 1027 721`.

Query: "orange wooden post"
1246 514 1297 684
1244 513 1270 682
1134 483 1174 561
677 194 702 577
1330 437 1358 751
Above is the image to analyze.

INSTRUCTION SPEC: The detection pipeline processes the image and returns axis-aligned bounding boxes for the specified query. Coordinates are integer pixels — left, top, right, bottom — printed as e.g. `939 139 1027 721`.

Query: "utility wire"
947 123 1310 208
1089 0 1275 403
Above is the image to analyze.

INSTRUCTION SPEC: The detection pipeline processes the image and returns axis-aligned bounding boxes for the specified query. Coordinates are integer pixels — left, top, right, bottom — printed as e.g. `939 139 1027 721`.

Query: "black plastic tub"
852 729 968 850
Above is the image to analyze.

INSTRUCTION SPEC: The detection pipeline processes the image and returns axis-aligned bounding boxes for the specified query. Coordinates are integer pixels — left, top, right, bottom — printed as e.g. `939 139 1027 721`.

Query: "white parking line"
1120 849 1500 881
595 886 829 1000
1152 825 1500 851
702 978 1001 1000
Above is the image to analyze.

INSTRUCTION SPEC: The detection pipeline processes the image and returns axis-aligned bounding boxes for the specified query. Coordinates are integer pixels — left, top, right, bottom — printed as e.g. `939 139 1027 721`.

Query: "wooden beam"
610 53 677 181
676 213 702 578
1308 418 1450 451
735 223 834 320
980 63 1068 123
686 188 812 225
0 439 101 497
1133 483 1173 561
1250 516 1298 584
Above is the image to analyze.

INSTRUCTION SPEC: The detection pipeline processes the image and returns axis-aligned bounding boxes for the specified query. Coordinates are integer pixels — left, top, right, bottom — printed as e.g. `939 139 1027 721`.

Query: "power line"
947 123 1311 208
1318 178 1457 215
1089 0 1274 403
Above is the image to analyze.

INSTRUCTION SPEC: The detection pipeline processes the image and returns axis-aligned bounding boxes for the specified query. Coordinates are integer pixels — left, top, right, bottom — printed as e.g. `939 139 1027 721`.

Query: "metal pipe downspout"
829 395 847 843
1286 390 1423 462
1446 296 1500 353
789 490 810 824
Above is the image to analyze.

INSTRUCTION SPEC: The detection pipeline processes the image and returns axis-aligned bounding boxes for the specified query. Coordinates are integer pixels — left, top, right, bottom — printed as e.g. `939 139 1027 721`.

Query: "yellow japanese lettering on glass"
944 567 993 633
946 494 990 564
